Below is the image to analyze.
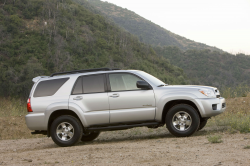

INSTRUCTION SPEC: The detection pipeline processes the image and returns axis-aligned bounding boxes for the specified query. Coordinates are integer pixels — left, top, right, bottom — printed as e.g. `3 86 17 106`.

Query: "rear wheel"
81 131 100 142
50 115 83 147
166 104 200 137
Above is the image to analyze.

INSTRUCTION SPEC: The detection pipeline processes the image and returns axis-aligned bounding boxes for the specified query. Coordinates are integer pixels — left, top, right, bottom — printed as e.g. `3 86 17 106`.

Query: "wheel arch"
161 99 201 123
47 109 83 137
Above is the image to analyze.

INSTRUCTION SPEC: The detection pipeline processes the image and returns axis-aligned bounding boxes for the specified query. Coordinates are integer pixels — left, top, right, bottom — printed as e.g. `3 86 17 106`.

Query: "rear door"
69 74 109 126
107 73 156 123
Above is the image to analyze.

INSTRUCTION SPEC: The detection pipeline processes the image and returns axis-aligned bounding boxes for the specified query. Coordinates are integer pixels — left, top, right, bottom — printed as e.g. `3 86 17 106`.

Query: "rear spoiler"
32 76 49 83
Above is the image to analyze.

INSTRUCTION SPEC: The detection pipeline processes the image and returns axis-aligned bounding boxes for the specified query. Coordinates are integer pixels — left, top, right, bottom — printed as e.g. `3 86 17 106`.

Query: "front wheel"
50 115 83 147
166 104 200 137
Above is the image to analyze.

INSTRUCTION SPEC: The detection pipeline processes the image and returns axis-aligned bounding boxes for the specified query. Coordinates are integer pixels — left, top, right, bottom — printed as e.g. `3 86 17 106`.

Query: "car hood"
158 85 220 97
164 85 217 91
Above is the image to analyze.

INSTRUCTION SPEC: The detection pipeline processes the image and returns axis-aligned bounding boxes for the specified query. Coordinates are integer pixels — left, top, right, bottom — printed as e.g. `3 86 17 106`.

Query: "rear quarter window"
33 78 69 97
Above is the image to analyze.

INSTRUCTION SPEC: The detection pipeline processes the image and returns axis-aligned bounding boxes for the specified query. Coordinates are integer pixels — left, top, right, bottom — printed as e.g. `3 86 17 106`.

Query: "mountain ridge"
84 0 250 90
88 0 224 52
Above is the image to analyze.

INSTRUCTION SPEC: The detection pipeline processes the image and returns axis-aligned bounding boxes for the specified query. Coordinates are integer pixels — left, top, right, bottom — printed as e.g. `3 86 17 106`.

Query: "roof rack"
50 68 120 77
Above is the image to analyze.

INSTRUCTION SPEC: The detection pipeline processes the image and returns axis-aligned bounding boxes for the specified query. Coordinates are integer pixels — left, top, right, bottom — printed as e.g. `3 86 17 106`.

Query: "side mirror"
136 81 151 89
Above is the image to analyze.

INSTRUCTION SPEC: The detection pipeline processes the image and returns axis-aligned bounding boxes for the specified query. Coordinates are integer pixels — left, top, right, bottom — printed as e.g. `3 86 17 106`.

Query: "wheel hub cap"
172 111 192 131
56 122 74 141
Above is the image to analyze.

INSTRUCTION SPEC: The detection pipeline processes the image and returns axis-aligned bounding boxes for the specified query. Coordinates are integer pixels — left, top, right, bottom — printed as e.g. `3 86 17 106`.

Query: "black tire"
198 119 207 131
81 131 100 142
166 104 200 137
50 115 83 147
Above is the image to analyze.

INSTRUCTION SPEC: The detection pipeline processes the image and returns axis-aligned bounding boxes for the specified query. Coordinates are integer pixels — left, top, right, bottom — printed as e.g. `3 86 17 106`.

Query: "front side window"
109 73 143 91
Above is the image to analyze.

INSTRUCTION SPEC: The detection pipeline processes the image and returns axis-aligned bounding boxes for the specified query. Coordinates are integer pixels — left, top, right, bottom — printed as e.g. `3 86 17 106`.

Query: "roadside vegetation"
244 145 250 149
207 135 223 143
207 92 250 133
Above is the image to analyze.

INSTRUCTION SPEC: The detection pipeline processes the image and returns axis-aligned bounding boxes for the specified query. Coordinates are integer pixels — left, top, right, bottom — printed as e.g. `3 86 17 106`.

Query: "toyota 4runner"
25 68 226 147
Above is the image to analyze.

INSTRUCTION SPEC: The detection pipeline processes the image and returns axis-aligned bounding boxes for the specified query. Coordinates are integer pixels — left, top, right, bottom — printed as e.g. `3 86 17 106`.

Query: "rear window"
33 78 69 97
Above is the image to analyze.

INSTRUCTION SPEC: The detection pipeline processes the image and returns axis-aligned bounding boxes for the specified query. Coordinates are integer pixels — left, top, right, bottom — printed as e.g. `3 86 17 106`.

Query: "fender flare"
44 102 88 129
155 92 204 121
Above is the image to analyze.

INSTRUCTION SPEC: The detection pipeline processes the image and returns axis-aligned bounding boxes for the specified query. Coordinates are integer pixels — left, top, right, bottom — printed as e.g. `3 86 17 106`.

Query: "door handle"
73 96 83 100
109 93 119 98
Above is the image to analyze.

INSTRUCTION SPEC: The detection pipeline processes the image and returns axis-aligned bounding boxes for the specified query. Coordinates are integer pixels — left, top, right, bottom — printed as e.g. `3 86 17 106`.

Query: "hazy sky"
100 0 250 54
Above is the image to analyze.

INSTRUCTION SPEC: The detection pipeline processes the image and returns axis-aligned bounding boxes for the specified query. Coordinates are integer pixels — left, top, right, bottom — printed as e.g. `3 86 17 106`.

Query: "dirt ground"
0 127 250 166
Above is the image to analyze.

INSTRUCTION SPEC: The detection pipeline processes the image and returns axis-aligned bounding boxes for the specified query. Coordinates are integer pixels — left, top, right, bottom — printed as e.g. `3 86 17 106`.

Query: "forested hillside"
0 0 186 98
87 0 223 52
155 46 250 88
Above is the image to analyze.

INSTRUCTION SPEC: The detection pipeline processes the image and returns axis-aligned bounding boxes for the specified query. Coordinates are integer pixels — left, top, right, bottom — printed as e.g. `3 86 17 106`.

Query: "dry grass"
207 93 250 133
0 98 27 117
0 116 44 140
0 93 250 140
0 98 45 140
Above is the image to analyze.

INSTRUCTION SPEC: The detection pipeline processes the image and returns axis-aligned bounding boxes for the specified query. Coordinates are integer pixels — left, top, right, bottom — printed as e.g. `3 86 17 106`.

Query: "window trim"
71 76 82 95
106 72 153 92
71 74 108 95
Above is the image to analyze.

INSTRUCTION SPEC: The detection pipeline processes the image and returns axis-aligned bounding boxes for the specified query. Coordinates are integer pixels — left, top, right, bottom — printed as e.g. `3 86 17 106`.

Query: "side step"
85 122 161 132
31 130 47 135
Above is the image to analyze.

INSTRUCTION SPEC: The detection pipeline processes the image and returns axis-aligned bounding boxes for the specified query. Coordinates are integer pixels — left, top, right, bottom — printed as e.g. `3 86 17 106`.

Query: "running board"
85 122 161 132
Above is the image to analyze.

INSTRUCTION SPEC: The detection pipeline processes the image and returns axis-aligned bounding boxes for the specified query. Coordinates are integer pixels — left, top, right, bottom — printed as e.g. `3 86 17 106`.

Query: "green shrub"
207 135 223 143
244 145 250 149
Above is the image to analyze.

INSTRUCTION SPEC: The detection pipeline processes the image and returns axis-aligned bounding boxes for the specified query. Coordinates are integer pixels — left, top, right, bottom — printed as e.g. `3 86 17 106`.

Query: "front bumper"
25 113 46 130
196 97 226 118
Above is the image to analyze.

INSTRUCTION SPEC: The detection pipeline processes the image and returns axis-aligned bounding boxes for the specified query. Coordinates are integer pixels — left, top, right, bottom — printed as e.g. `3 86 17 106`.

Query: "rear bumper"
196 97 226 118
25 113 46 130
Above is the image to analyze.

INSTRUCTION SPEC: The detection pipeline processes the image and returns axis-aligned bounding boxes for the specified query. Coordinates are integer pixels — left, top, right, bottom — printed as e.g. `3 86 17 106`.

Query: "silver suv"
25 68 226 147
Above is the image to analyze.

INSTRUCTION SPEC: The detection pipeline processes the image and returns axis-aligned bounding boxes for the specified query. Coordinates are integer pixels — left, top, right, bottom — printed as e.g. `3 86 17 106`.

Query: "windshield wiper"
157 84 168 87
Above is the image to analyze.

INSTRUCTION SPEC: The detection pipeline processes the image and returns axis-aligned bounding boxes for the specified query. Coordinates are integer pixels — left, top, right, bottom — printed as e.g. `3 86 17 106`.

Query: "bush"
229 114 250 133
244 145 250 149
207 135 223 143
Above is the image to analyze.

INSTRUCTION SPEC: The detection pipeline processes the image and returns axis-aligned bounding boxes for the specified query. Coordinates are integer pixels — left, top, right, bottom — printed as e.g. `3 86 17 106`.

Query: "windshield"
137 71 166 86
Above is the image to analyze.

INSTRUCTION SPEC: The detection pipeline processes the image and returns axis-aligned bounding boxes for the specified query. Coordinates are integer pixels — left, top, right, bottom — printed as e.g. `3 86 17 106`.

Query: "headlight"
199 89 215 97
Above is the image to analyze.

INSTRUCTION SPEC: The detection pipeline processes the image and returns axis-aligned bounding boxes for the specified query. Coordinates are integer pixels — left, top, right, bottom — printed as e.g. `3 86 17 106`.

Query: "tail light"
27 98 33 112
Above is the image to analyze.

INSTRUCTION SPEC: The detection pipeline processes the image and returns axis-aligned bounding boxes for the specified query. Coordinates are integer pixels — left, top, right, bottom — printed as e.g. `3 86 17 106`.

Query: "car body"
25 68 226 146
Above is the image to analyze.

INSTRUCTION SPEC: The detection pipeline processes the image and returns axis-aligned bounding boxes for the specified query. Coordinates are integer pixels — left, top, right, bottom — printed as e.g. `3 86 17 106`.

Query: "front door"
69 74 109 126
108 73 156 123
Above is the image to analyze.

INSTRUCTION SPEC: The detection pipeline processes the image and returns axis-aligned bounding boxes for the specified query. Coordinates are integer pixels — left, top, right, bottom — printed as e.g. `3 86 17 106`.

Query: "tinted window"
109 73 142 91
34 78 69 97
83 75 105 93
72 77 82 95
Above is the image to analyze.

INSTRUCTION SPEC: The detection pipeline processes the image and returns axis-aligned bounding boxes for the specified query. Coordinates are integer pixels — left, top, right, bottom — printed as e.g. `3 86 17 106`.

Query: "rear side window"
33 78 69 97
71 74 105 94
83 75 105 93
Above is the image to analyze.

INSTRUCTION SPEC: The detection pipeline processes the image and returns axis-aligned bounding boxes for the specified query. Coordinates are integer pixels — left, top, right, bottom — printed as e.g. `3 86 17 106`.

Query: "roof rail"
32 76 49 83
50 68 120 77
